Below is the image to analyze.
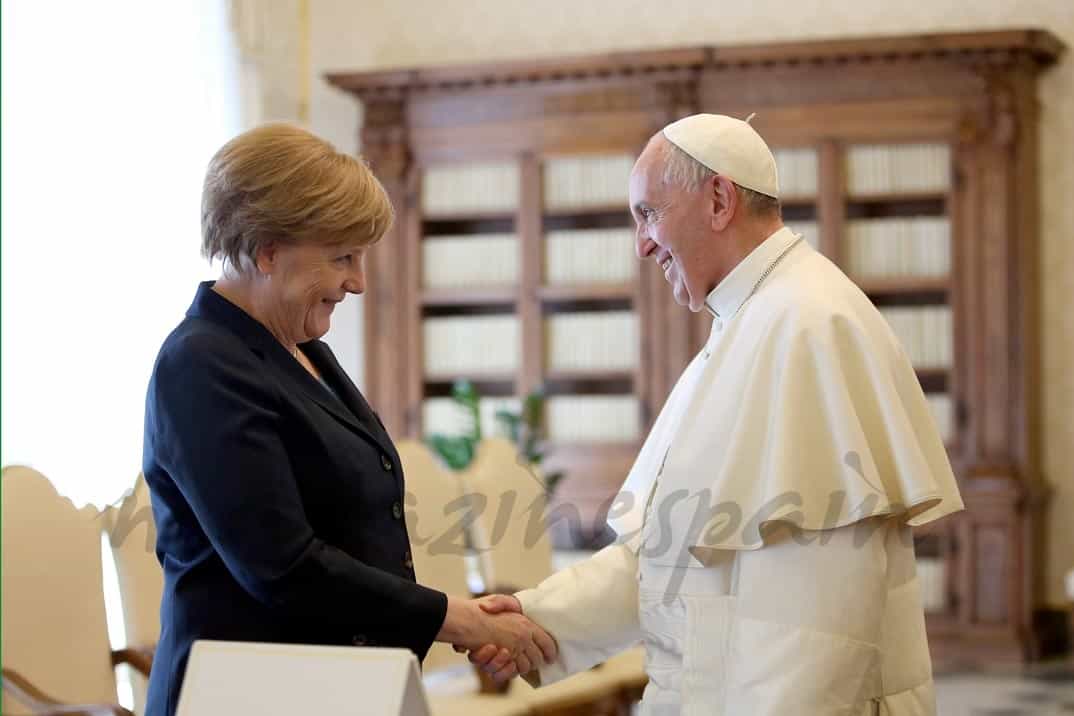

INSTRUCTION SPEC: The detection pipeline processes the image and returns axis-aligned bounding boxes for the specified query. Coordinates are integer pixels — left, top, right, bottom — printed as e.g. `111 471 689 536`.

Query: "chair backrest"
1 466 119 712
103 473 162 650
396 441 472 671
459 439 554 592
103 473 162 715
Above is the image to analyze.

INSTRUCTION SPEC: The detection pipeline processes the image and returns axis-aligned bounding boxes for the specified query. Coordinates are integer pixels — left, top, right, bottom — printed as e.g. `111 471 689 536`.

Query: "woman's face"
259 240 367 344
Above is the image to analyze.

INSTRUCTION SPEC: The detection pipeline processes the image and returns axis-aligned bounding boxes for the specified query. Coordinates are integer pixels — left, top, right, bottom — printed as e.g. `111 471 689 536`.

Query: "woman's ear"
254 240 279 275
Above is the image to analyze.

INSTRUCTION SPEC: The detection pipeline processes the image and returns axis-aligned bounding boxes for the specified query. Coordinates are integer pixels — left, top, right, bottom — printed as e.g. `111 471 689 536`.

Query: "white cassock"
517 227 963 715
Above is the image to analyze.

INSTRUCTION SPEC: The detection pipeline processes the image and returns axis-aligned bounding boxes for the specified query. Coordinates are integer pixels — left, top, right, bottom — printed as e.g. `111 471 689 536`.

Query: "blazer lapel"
280 343 394 457
185 282 394 457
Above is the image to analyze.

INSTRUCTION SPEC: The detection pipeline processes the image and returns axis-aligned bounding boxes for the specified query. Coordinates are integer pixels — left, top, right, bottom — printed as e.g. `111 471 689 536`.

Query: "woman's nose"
343 264 365 295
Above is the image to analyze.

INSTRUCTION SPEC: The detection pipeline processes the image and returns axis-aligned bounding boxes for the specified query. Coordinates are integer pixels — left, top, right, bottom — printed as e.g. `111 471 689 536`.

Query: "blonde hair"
201 124 394 269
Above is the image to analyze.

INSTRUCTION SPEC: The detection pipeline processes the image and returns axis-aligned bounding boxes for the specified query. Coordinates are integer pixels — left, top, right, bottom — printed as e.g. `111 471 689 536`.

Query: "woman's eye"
334 254 353 265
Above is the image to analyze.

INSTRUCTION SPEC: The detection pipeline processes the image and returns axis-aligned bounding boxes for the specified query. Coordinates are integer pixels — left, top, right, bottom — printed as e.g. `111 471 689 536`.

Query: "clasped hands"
440 594 555 682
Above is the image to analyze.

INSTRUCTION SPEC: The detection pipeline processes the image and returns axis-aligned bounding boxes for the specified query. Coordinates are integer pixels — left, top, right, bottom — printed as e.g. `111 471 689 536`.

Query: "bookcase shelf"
421 287 517 307
915 368 949 394
332 28 1062 667
537 283 635 303
845 195 947 219
857 276 950 299
847 190 948 204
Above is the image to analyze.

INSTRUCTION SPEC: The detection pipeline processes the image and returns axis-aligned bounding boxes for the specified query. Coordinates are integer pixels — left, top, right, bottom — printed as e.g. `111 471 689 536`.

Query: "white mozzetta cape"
518 227 963 715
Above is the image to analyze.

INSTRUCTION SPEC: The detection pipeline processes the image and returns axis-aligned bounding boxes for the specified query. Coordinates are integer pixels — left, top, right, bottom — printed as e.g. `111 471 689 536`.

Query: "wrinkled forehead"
629 136 671 199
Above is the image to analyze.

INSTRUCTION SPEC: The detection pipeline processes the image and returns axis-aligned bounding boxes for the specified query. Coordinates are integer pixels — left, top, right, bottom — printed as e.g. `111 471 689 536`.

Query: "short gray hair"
661 142 781 218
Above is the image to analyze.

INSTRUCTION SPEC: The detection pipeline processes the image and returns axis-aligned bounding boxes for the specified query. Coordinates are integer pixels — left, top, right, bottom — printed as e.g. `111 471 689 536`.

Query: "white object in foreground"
176 640 430 716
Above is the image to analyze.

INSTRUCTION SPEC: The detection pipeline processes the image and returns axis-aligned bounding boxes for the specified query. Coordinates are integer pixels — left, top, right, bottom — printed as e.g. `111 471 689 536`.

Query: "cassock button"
404 550 413 570
392 501 403 520
381 454 393 471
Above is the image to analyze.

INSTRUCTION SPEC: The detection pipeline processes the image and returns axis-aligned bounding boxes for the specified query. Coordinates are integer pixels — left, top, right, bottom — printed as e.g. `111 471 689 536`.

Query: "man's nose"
636 227 658 260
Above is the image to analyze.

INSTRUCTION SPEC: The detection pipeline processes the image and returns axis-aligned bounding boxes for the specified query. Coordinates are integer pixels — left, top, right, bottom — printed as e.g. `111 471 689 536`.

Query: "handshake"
437 594 557 683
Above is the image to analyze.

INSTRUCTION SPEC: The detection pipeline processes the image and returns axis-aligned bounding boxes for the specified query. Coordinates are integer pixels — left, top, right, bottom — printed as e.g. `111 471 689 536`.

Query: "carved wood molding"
325 29 1062 100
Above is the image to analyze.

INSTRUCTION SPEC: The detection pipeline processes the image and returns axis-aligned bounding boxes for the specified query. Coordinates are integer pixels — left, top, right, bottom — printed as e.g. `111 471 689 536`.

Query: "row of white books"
878 306 953 369
546 311 638 372
927 393 953 444
846 218 951 279
917 557 947 613
422 161 519 214
773 148 818 198
786 221 820 250
545 228 638 284
546 395 640 443
422 228 638 289
543 155 634 210
422 397 521 438
846 143 950 195
422 394 640 444
423 316 518 375
423 234 519 288
422 391 952 447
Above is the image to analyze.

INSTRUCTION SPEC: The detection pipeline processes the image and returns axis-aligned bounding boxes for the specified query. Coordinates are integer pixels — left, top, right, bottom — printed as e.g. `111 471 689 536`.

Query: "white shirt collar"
703 226 800 320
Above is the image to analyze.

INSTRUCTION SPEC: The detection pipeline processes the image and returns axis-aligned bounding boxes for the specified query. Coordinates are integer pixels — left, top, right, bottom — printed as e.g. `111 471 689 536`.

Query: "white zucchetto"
663 113 780 198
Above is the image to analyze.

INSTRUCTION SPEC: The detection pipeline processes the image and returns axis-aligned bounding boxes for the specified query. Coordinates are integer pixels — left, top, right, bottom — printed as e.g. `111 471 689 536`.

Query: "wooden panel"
518 153 543 397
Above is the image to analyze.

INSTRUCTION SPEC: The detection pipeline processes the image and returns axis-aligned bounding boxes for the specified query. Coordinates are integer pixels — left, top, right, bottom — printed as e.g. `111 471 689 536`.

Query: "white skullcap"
662 113 779 198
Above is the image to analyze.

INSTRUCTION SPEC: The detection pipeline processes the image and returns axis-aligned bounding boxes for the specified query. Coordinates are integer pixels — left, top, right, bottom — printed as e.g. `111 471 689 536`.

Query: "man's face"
629 140 713 312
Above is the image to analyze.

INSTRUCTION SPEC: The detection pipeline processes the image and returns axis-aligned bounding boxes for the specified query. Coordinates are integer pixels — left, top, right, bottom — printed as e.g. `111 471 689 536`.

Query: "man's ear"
709 175 737 232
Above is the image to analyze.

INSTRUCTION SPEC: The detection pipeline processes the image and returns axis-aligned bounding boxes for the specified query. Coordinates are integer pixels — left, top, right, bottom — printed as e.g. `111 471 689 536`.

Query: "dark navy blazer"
142 282 447 716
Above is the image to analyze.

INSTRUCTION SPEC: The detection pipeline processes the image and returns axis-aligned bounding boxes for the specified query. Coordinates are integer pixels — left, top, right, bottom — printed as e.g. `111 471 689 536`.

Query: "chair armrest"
2 667 132 715
111 645 154 677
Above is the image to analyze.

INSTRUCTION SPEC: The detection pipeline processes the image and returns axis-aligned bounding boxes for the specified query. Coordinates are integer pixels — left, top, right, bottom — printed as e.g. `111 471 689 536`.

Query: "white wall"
306 0 1074 607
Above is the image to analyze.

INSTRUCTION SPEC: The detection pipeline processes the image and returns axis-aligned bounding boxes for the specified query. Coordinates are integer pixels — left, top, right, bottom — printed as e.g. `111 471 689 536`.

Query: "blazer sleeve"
515 541 642 685
148 333 447 655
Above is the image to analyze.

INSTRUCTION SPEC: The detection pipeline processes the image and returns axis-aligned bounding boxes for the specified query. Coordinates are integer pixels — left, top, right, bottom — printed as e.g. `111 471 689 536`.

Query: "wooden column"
360 97 411 437
518 153 544 398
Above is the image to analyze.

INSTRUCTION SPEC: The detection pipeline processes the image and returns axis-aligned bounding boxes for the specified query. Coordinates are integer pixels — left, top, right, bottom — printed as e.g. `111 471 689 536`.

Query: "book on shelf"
773 147 818 198
544 228 637 284
543 154 634 210
878 306 953 370
422 396 521 438
423 233 519 289
917 557 947 613
423 315 519 375
545 311 638 372
422 161 519 214
847 218 950 279
846 143 950 196
926 393 953 443
546 395 640 443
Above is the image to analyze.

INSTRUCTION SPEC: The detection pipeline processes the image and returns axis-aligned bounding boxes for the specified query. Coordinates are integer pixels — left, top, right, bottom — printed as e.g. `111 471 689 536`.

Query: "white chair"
1 466 148 715
458 440 647 714
103 474 163 714
397 441 532 716
459 439 555 593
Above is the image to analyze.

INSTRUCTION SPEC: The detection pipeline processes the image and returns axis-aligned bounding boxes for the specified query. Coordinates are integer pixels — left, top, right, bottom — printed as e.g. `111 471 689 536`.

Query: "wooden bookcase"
326 29 1064 666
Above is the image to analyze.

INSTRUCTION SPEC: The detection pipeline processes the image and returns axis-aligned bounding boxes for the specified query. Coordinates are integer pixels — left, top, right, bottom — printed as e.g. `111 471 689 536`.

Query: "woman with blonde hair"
142 125 554 716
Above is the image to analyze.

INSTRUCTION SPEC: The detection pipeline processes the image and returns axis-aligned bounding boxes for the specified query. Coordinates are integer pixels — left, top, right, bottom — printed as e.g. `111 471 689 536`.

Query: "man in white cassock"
468 114 963 715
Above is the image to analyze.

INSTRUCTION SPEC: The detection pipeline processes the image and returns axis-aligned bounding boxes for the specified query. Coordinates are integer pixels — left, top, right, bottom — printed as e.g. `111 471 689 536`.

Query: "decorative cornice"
325 29 1063 100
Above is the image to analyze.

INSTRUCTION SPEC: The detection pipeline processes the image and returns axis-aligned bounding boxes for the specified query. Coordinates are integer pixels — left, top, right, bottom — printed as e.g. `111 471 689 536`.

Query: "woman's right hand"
436 595 556 678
